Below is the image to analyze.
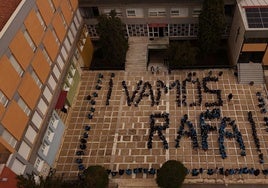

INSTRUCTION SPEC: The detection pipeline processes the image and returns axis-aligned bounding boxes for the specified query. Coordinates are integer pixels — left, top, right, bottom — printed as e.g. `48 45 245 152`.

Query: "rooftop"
0 0 22 31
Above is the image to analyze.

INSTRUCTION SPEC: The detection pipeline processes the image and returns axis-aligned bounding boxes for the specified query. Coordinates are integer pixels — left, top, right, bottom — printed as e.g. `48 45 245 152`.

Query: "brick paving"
55 68 268 185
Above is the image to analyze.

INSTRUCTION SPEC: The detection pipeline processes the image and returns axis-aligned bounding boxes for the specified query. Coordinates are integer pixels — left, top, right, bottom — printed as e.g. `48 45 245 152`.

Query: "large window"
0 90 8 107
51 28 60 46
170 8 189 17
148 8 166 17
42 48 52 65
32 111 43 129
1 129 17 148
23 30 36 51
126 8 144 18
37 98 48 116
17 97 31 116
25 126 37 143
18 141 31 160
36 10 46 30
60 11 67 29
9 55 24 76
31 71 42 88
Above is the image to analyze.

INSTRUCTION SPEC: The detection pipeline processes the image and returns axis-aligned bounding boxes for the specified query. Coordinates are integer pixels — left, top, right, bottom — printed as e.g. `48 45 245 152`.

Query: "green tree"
81 165 109 188
156 160 187 188
97 10 128 68
198 0 226 55
17 169 67 188
166 41 198 68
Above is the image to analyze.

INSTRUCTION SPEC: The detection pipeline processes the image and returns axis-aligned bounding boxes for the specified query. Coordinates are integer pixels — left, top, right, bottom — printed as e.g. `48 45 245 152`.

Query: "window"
66 73 73 85
40 142 49 156
57 55 64 70
1 129 17 148
43 86 52 102
61 46 68 60
49 112 59 129
18 141 31 160
170 8 180 16
37 98 48 116
0 90 8 107
67 0 73 13
31 71 42 88
36 10 46 30
192 8 202 17
70 64 76 76
170 8 188 17
126 9 136 17
70 22 77 35
60 11 67 29
25 126 37 143
9 55 24 76
51 28 60 46
42 48 52 65
67 30 74 43
32 111 43 129
64 37 71 52
74 15 80 29
48 75 56 91
18 97 31 116
53 65 60 80
10 159 26 175
46 128 54 142
34 157 44 172
148 8 166 17
23 30 36 51
48 0 56 12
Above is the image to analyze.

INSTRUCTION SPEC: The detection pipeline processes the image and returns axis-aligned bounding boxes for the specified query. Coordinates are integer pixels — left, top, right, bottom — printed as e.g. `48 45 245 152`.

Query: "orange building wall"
1 101 28 140
43 29 59 62
36 0 54 26
70 0 78 10
24 9 44 46
52 0 61 8
31 49 50 83
52 13 66 42
61 1 73 24
18 73 40 109
0 138 15 153
0 104 5 118
9 30 34 70
242 43 267 52
263 48 268 65
0 56 20 99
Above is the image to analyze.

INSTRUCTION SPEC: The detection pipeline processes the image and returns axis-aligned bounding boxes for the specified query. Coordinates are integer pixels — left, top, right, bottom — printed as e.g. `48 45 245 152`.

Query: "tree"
81 165 109 188
156 160 187 188
97 10 128 68
17 169 75 188
198 0 226 55
166 41 198 68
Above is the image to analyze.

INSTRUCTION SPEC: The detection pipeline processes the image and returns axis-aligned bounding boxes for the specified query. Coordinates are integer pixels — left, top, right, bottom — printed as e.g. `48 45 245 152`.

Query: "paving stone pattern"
55 69 268 183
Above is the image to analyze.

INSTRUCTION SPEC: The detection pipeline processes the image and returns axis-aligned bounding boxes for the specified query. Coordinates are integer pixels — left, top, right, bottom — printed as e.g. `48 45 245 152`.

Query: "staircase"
125 37 148 72
238 63 264 84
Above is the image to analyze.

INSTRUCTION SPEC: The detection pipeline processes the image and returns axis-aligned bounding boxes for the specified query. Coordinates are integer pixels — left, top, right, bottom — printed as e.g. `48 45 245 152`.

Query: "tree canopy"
166 41 198 68
81 165 109 188
97 10 128 68
198 0 226 55
156 160 187 188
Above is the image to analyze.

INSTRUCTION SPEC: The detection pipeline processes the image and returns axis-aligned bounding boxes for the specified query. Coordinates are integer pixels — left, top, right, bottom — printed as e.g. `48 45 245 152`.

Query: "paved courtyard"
55 68 268 185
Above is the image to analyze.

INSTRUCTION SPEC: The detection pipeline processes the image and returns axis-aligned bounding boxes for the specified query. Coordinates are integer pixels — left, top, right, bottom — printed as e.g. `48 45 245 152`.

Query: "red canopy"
55 90 68 109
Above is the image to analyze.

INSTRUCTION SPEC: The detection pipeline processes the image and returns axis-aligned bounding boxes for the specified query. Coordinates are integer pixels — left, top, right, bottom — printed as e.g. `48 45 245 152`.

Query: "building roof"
79 0 204 5
0 0 22 31
239 0 268 7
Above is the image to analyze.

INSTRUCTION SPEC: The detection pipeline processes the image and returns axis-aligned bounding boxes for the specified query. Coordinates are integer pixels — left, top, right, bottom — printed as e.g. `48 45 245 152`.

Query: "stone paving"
55 68 268 185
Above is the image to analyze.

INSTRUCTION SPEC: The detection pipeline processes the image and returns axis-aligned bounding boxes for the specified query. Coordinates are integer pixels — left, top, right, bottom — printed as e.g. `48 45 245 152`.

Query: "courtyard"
55 68 268 185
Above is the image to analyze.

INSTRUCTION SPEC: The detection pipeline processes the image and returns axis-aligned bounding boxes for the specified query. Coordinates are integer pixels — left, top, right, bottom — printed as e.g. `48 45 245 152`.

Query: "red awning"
55 91 68 109
0 166 17 188
148 23 167 27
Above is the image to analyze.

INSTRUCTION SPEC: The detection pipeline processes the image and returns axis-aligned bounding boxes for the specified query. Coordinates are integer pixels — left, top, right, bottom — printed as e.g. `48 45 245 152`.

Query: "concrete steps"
238 63 264 84
125 37 148 72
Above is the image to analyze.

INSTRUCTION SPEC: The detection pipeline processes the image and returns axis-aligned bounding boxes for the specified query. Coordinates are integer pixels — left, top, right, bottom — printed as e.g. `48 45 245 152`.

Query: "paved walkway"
55 68 268 186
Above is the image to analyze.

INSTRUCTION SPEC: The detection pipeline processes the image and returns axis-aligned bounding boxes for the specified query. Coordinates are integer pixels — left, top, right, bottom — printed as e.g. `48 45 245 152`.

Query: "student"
227 93 233 101
150 66 155 74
